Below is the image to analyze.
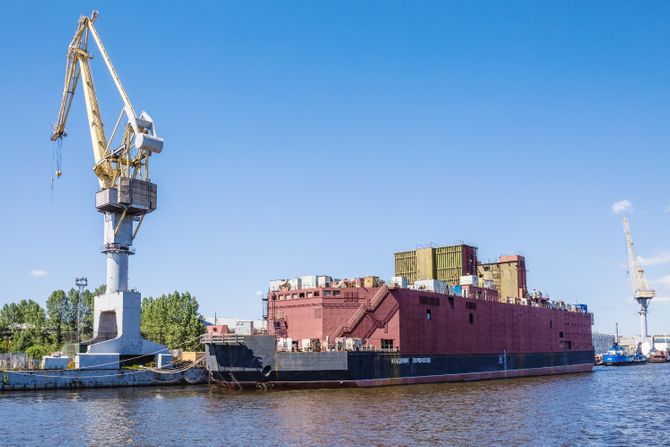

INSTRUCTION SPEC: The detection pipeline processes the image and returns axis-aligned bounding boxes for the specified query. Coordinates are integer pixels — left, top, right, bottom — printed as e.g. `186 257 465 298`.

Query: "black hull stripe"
211 363 594 389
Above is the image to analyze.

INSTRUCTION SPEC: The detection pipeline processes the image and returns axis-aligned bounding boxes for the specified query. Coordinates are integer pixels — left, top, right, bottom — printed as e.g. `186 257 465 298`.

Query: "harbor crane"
623 217 655 344
50 11 166 357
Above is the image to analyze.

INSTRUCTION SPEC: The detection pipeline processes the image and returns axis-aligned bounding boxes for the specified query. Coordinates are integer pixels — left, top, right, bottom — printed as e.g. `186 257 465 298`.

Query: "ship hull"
205 340 594 389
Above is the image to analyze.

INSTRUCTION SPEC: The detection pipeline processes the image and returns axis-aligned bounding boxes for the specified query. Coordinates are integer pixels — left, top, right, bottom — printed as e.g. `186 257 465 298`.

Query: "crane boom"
51 10 163 189
78 48 113 184
84 16 137 124
623 217 654 297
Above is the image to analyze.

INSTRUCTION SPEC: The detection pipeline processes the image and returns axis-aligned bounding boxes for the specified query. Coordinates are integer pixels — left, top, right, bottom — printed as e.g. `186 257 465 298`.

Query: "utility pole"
615 322 619 344
75 277 88 343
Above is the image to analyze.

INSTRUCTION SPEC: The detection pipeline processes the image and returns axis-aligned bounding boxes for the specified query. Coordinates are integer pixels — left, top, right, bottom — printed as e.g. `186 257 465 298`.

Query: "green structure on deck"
394 244 478 285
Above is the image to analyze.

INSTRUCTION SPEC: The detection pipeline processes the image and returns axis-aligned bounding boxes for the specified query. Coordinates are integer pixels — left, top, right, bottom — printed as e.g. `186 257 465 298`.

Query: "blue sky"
0 1 668 336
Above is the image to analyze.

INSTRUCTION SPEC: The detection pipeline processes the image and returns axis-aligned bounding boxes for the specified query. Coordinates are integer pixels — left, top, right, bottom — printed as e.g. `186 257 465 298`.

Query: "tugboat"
602 343 634 366
602 342 646 366
647 350 668 363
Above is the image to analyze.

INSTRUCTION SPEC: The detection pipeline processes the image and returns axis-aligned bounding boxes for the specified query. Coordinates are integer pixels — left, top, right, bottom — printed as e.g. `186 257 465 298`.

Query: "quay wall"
1 367 207 391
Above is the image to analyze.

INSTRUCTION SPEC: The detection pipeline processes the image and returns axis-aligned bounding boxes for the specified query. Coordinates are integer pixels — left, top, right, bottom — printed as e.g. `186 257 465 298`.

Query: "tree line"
0 287 205 358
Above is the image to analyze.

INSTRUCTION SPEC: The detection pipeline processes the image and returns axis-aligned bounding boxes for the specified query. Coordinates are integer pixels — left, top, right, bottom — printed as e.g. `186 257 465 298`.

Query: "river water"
1 364 669 446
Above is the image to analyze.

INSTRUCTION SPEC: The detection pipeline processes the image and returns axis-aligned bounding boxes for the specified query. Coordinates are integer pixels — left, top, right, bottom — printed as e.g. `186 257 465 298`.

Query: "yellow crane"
51 10 163 190
623 217 655 342
51 9 163 242
50 11 167 356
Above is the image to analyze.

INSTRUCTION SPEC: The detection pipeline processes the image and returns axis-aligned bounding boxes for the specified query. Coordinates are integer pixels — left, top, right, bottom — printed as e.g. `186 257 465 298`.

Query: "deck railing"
200 334 246 344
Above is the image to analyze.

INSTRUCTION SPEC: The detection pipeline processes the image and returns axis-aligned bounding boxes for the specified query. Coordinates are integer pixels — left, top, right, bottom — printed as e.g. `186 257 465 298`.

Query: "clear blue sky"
1 1 668 336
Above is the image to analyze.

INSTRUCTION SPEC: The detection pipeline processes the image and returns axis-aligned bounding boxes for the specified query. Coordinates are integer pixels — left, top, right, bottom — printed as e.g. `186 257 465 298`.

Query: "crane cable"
50 138 64 200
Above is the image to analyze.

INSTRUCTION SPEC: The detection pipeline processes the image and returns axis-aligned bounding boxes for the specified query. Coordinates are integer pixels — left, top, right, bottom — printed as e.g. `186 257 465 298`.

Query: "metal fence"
0 353 28 370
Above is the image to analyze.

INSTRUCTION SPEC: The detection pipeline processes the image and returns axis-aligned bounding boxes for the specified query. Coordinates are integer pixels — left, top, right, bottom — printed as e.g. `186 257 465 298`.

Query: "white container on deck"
269 279 287 291
235 320 254 335
459 275 479 287
317 275 333 288
345 338 362 351
277 338 292 352
301 275 318 289
414 279 447 294
391 276 408 288
288 278 302 290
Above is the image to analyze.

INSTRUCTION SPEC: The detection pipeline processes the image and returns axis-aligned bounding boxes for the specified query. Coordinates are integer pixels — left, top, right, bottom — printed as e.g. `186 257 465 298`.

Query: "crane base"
84 291 167 356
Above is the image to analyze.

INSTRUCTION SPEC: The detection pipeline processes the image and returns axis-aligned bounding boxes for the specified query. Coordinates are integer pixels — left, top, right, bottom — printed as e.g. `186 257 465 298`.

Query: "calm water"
1 364 669 446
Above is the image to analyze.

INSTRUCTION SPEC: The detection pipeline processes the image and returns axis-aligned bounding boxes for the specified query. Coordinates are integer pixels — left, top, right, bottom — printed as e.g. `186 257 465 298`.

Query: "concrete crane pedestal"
85 291 166 357
81 179 167 361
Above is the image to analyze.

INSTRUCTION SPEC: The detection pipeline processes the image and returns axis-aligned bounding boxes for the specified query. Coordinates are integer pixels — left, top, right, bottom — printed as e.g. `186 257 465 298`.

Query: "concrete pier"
0 367 207 391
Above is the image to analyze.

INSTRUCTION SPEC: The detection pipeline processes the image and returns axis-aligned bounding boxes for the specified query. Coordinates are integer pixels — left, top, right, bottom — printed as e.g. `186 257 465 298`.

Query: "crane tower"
623 217 655 342
51 11 166 356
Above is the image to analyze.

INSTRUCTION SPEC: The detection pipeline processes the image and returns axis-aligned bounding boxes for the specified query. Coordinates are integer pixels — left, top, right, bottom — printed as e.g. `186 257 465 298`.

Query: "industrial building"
394 244 478 285
394 245 529 305
477 255 528 304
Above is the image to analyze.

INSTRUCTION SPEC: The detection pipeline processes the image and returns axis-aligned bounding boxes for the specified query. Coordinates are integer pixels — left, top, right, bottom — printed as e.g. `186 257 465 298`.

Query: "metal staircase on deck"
333 285 399 340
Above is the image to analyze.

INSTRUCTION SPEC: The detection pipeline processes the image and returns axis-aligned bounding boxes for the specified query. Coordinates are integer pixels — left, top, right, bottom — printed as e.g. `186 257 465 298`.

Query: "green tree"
0 299 48 352
0 336 10 353
80 284 105 339
93 284 106 296
25 344 49 360
0 299 46 330
44 284 105 346
58 287 94 342
64 288 80 334
45 288 80 343
46 290 67 344
12 330 40 352
80 289 95 339
141 291 204 351
0 302 24 330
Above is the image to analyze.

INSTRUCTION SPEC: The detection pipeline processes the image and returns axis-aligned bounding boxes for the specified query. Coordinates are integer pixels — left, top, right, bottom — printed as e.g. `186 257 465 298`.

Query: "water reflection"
84 388 137 445
1 365 669 446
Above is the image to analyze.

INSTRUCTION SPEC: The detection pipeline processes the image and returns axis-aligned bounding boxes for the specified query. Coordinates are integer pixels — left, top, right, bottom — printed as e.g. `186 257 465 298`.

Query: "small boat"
602 343 645 366
647 350 668 363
